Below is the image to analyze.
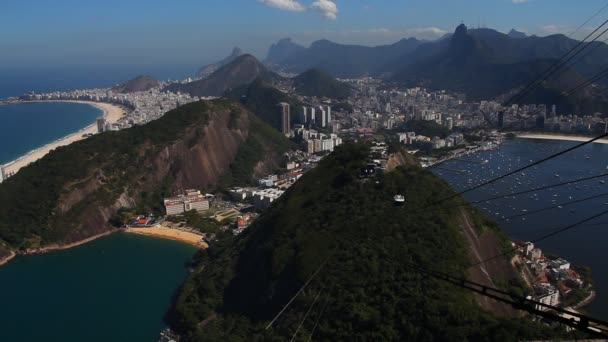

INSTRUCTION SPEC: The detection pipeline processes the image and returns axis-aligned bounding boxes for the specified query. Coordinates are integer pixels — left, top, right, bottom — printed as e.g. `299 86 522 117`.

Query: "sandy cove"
517 133 608 144
2 100 126 175
125 226 209 248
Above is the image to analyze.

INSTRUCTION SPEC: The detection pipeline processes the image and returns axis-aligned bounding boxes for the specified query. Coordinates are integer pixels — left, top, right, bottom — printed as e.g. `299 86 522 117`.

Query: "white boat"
394 194 405 204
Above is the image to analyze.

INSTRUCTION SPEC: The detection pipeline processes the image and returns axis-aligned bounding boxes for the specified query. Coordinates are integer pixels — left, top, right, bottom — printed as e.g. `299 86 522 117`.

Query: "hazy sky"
1 0 607 68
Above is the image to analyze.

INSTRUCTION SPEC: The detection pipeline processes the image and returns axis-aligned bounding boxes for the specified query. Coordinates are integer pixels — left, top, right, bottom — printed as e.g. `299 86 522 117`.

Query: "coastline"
517 133 608 144
125 226 209 248
0 230 118 267
1 100 126 176
0 251 16 266
20 230 118 255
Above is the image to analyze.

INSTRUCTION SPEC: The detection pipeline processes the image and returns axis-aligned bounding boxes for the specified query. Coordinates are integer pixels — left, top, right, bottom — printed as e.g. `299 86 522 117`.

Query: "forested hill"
169 143 562 341
293 69 353 98
0 99 289 251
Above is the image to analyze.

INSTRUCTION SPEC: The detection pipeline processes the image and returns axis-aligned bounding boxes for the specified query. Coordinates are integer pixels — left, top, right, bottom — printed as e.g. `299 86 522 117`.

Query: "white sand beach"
2 101 126 175
517 133 608 144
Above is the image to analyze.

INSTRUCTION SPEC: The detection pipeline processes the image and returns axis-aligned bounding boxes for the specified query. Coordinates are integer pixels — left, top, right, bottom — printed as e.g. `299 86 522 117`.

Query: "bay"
433 138 608 319
0 233 196 342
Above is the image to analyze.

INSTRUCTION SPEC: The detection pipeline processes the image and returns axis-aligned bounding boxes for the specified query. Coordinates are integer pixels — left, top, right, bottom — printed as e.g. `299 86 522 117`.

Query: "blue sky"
1 0 607 68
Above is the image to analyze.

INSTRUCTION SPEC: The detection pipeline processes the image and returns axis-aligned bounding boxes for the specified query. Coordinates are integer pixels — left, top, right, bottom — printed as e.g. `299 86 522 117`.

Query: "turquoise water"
0 102 102 164
0 233 196 342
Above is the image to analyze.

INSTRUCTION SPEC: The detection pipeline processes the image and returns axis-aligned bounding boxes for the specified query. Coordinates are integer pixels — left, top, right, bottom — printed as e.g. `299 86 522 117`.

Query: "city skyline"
2 0 608 68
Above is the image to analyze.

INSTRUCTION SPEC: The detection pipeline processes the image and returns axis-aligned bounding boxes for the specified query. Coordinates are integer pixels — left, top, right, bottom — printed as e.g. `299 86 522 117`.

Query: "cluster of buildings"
163 189 210 215
478 102 608 134
515 241 587 311
19 83 200 130
300 105 333 128
228 153 321 212
293 127 343 154
397 132 465 150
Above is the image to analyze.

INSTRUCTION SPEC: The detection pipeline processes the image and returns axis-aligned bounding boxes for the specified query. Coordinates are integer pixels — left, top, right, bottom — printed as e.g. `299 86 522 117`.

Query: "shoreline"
20 230 118 256
125 227 208 248
1 100 127 176
517 133 608 144
0 251 16 266
0 230 118 267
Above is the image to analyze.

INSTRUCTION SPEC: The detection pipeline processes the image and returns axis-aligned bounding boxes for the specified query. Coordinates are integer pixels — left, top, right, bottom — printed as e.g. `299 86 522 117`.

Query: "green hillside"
169 143 562 341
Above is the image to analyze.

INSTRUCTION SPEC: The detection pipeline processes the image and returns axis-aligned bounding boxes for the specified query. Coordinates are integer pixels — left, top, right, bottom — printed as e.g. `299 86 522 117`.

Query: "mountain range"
263 25 608 106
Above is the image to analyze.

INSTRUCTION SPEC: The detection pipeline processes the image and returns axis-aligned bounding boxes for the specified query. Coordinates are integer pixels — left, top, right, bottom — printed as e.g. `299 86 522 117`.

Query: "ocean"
0 233 196 342
0 102 102 164
434 138 608 319
0 65 197 164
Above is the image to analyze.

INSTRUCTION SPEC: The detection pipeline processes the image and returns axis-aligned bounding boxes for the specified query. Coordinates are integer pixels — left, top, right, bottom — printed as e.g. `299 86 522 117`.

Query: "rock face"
167 54 280 97
264 38 305 65
196 47 244 79
112 75 159 93
0 99 284 248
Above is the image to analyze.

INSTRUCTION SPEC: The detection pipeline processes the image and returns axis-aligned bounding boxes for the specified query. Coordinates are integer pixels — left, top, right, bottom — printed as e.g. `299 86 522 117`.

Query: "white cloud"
512 0 529 3
258 0 306 12
311 0 338 20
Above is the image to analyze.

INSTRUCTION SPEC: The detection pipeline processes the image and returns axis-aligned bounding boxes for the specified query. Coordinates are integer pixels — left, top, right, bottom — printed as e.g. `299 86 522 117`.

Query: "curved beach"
126 226 209 248
517 133 608 144
2 101 125 175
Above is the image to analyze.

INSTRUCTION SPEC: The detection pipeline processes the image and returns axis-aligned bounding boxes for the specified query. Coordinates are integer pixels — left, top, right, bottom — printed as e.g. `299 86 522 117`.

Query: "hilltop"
292 69 353 98
226 78 303 132
196 47 245 79
0 99 289 252
167 55 281 97
112 75 159 93
168 143 562 341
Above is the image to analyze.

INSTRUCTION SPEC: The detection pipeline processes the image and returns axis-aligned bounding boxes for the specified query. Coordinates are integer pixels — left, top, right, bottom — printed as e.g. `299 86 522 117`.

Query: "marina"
433 137 608 319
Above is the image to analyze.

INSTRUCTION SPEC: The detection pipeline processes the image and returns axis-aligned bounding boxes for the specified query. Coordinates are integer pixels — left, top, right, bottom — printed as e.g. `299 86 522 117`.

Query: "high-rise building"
325 105 332 124
96 117 106 133
301 107 308 124
309 107 316 124
278 102 290 134
316 106 327 127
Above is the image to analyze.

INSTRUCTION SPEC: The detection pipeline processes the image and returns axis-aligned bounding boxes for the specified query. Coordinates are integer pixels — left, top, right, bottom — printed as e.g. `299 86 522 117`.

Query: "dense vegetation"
292 69 353 98
0 100 235 249
169 143 561 341
218 114 292 188
227 79 303 131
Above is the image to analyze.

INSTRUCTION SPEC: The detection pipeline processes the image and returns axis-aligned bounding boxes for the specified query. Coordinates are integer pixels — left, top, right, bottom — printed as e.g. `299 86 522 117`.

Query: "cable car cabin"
394 194 405 206
359 164 377 178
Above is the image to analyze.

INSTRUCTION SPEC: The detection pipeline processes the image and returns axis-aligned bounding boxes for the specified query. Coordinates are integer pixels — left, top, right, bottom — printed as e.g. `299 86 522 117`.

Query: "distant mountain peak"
264 38 306 65
196 47 246 78
168 54 281 97
508 29 527 39
454 23 468 37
